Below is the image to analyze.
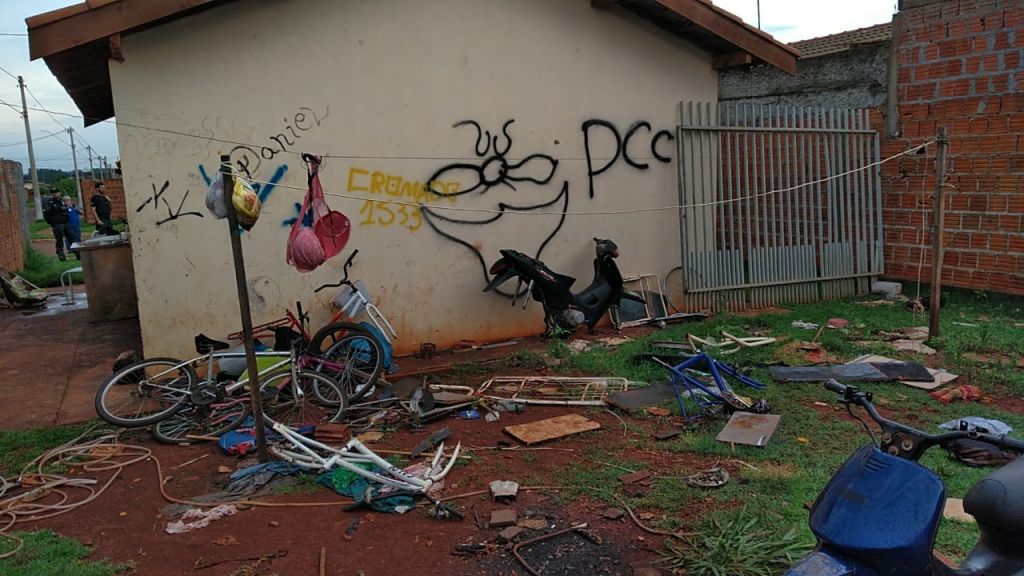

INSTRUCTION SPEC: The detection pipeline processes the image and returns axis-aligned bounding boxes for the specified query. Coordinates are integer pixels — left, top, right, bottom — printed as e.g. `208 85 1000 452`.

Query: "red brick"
1000 215 1022 232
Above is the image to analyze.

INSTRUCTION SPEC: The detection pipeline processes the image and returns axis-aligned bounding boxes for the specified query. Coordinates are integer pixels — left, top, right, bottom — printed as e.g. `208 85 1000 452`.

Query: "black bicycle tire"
94 357 197 428
259 369 348 427
321 329 384 402
308 321 370 354
663 265 685 314
150 395 251 445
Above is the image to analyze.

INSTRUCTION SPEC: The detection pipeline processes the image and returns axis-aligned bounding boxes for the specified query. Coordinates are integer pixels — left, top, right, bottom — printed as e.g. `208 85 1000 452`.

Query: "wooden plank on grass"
504 414 600 445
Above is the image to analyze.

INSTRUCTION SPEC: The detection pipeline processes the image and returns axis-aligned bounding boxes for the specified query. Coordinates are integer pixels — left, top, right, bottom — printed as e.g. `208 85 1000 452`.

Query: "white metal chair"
60 267 84 305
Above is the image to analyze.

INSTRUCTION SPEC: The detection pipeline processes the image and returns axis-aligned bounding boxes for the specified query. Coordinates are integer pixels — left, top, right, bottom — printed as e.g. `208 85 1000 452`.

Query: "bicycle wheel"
259 369 347 427
320 329 384 402
95 357 196 428
663 265 686 314
151 392 250 445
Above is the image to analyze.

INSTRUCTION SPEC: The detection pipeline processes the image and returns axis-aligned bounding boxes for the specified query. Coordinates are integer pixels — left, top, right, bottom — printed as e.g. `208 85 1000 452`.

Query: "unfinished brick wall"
0 160 26 272
80 178 127 224
882 0 1024 294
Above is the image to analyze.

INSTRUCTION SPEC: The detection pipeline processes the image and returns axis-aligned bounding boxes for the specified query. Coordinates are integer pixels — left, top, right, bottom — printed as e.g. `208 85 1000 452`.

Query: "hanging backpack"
287 155 351 272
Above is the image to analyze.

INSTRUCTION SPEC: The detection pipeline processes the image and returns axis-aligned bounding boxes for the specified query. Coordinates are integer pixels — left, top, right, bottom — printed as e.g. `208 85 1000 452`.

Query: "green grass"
0 422 94 476
30 218 124 241
0 530 131 576
542 288 1024 565
270 473 322 495
15 247 82 288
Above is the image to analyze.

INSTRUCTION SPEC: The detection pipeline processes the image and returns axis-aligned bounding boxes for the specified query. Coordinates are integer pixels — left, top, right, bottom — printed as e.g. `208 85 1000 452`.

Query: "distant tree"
53 177 78 198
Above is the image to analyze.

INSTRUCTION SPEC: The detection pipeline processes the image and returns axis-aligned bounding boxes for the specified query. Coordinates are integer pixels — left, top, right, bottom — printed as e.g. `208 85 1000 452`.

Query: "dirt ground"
23 405 695 576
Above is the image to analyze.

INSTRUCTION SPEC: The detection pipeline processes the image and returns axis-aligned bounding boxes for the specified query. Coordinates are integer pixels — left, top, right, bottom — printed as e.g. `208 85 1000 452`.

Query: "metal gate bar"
675 102 884 311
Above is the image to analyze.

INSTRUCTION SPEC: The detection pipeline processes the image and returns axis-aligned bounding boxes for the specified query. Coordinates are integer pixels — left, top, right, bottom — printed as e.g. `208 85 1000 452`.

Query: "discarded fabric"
939 417 1012 436
165 504 238 534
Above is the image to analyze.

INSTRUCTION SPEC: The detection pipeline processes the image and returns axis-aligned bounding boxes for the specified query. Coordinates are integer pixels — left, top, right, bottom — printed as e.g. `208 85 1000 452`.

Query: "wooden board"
504 414 601 445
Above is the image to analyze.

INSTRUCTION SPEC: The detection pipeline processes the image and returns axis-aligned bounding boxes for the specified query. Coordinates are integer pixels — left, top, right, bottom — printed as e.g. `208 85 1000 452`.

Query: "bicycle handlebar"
313 249 360 294
825 379 1024 457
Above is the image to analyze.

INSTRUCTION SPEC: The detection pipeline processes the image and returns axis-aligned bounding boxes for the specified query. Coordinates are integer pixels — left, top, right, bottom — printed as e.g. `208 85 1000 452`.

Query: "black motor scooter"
484 238 643 336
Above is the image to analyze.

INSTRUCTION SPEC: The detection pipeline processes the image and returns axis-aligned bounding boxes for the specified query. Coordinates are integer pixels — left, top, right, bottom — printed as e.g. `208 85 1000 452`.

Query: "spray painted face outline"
420 119 569 297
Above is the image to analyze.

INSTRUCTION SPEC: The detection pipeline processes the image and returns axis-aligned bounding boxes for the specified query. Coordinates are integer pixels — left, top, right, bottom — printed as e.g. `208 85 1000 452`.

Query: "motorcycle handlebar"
825 380 1024 456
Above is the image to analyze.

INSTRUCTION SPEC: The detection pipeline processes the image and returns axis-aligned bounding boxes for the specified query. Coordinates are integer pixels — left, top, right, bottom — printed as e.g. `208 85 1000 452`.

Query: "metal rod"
813 109 827 298
742 104 754 306
676 102 690 301
765 105 779 306
929 127 950 338
221 155 269 462
757 104 770 307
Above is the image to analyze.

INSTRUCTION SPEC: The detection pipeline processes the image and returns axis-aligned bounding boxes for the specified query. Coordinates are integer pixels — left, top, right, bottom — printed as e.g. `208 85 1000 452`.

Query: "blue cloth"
67 206 81 229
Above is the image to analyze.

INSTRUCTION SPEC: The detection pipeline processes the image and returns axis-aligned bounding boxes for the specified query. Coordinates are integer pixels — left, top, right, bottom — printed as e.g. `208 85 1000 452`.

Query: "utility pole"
17 76 42 220
87 145 96 180
928 127 950 339
68 128 83 208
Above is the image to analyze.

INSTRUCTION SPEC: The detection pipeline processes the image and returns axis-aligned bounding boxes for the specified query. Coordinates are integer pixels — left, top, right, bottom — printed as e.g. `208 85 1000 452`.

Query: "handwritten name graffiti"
581 119 674 198
347 166 459 232
136 180 204 226
227 105 329 178
420 119 568 297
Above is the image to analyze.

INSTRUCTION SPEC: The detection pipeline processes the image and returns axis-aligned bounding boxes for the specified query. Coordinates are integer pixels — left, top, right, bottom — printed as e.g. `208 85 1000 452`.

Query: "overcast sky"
0 0 895 172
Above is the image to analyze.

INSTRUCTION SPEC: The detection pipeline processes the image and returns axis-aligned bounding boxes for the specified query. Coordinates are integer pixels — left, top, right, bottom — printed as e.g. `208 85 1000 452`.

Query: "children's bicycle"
313 249 398 354
94 334 351 444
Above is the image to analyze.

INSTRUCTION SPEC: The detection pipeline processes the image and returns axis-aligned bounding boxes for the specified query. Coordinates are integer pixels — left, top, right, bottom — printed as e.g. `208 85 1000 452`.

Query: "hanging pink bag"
286 155 351 272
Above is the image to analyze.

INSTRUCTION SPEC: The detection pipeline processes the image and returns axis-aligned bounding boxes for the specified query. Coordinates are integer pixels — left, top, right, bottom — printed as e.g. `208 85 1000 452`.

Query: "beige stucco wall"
109 0 717 358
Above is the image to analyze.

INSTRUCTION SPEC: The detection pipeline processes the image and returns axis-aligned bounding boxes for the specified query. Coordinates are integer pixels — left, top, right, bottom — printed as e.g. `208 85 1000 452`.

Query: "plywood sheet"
715 412 781 447
504 414 601 445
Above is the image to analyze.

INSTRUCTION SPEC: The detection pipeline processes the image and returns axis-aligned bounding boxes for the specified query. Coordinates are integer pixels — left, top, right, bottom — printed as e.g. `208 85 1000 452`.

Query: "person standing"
90 183 116 236
42 188 72 261
64 195 83 259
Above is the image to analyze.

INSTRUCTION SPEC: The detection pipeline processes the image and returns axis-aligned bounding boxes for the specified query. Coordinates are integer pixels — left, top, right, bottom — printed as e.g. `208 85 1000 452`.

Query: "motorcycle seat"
195 333 231 354
963 455 1024 537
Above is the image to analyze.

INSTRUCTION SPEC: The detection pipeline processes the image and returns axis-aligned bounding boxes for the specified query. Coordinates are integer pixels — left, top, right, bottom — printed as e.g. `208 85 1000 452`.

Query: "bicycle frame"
269 421 460 494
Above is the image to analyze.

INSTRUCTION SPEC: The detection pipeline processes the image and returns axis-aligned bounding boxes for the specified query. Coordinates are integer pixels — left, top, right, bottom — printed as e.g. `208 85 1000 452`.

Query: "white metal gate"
672 102 884 312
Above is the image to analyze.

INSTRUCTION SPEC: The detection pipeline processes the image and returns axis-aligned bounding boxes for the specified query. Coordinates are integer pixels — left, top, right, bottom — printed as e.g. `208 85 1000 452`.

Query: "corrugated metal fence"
672 102 884 312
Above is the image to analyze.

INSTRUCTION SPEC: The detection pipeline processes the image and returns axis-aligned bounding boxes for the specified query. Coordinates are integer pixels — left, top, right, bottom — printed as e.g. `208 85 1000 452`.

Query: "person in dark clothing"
90 183 116 236
42 189 72 261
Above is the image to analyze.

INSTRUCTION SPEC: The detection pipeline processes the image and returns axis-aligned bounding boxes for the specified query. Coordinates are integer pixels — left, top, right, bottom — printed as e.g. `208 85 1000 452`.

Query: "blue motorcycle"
788 380 1024 576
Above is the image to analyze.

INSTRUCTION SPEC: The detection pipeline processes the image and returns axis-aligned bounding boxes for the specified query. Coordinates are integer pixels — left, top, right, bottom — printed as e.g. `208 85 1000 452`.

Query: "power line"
0 65 16 82
0 33 28 37
0 97 22 116
0 131 60 148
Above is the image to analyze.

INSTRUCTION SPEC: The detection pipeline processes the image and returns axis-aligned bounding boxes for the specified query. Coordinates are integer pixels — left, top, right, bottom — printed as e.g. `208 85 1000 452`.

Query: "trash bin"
78 237 139 322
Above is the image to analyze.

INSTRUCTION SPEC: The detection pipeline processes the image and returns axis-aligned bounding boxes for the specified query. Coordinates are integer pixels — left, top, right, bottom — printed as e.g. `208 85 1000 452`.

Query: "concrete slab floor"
0 294 140 430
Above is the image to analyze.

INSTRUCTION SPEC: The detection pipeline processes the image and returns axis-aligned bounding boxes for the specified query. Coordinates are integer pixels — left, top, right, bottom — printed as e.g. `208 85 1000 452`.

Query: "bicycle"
313 249 398 354
230 299 386 402
268 420 463 518
95 334 350 444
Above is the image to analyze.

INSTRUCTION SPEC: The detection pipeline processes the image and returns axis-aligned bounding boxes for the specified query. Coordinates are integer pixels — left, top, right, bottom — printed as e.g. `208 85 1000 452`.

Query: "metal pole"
87 146 96 180
18 76 42 220
220 155 269 462
928 127 949 339
68 128 83 208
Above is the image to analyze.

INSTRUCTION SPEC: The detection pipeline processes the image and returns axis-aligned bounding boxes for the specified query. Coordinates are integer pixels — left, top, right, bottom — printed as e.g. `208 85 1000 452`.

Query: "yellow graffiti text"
347 166 459 232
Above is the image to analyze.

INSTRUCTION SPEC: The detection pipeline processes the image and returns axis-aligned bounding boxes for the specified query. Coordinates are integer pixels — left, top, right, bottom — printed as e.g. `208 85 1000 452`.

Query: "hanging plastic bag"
231 175 260 231
287 155 350 272
205 169 261 231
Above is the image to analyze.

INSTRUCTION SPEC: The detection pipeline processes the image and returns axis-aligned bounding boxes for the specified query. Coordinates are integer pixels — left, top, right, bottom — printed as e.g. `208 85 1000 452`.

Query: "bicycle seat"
195 333 230 354
964 455 1024 549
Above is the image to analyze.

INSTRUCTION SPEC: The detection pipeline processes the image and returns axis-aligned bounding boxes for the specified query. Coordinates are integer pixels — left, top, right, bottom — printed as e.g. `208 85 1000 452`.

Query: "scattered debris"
213 535 239 546
165 504 238 534
716 413 781 447
791 321 819 330
847 354 955 390
646 407 671 417
827 318 849 329
356 431 384 444
871 280 903 299
490 509 518 528
893 339 937 354
497 526 525 543
930 385 983 404
939 417 1012 435
902 326 930 340
504 414 601 445
314 423 350 443
490 480 519 501
466 376 639 406
452 543 497 556
607 381 681 411
518 518 550 530
216 465 233 474
458 409 481 420
687 467 730 488
410 427 451 458
602 507 625 520
652 351 766 418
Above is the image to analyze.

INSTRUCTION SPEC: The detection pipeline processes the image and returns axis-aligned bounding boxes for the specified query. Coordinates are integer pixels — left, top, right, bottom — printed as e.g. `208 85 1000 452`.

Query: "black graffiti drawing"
137 180 204 226
581 119 675 198
422 181 569 298
421 119 567 297
425 119 559 198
